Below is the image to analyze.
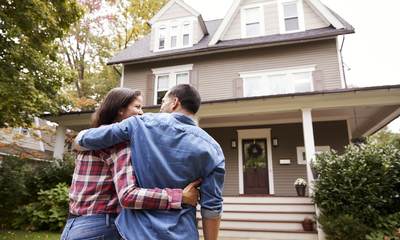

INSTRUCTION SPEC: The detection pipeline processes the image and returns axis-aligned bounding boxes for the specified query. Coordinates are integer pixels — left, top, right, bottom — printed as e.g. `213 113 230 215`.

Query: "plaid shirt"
69 141 182 215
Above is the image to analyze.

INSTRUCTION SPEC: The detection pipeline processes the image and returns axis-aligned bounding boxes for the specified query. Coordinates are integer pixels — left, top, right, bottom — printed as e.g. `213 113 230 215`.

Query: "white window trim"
239 65 316 96
296 145 330 165
153 17 194 52
237 129 274 195
240 3 265 38
278 0 305 34
151 64 193 104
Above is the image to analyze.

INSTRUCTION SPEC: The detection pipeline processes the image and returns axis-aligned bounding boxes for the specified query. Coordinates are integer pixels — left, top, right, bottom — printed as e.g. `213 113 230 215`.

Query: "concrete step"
199 228 318 240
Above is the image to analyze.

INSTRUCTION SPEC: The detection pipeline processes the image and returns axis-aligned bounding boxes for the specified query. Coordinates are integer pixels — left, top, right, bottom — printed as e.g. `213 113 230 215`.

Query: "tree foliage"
0 0 84 128
371 126 400 150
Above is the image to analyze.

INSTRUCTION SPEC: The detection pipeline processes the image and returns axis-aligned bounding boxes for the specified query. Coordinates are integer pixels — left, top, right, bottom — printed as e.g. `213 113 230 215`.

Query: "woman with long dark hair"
61 88 200 240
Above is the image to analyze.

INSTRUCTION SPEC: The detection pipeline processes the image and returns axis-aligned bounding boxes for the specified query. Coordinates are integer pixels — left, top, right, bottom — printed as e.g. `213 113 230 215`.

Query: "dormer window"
278 0 304 33
154 19 193 51
170 23 178 48
241 4 265 38
183 23 190 46
159 27 166 50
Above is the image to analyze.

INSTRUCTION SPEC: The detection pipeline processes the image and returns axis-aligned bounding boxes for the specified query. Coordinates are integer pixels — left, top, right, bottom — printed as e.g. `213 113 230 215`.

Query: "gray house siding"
122 38 342 105
158 3 191 21
204 120 348 196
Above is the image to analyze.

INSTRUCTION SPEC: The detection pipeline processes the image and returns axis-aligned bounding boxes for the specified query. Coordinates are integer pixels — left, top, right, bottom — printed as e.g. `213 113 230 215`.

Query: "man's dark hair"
168 84 201 114
90 88 141 128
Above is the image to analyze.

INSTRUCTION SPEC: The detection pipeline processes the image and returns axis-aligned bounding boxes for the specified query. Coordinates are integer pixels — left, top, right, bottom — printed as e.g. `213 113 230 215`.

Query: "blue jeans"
61 213 120 240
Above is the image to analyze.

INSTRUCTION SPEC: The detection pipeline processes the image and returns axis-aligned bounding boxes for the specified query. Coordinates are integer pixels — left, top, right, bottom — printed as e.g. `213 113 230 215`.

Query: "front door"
243 139 269 194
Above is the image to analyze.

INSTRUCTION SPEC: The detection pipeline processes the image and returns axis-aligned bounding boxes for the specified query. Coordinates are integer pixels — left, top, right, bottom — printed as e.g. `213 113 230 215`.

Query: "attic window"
279 0 304 33
245 7 260 37
241 5 265 38
183 24 190 46
171 25 177 48
283 3 299 31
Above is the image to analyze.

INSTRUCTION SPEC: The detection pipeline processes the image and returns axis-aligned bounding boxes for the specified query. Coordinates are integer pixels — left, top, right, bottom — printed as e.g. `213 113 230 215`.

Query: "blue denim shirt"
76 113 225 240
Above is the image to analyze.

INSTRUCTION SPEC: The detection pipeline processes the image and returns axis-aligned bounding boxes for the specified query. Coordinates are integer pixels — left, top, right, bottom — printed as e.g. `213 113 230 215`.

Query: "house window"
154 19 192 51
279 0 304 33
158 27 166 50
240 65 315 97
152 64 193 104
283 2 299 31
170 25 177 48
245 7 260 37
296 146 330 165
183 23 190 46
20 127 29 136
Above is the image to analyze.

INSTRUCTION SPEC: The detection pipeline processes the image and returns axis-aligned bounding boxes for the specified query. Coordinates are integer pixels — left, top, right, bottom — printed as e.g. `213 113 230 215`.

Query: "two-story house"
44 0 400 239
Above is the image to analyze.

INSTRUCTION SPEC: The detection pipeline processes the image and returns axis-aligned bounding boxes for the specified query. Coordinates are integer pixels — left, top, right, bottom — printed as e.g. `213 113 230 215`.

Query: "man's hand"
182 178 202 206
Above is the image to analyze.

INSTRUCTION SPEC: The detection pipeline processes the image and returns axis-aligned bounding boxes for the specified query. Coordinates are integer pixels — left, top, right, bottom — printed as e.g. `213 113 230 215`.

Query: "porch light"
272 138 279 147
231 140 237 149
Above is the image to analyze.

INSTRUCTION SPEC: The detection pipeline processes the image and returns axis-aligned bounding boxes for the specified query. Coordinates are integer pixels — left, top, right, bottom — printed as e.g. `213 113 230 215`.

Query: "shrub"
0 153 75 228
312 141 400 238
317 213 369 240
366 212 400 240
12 182 70 231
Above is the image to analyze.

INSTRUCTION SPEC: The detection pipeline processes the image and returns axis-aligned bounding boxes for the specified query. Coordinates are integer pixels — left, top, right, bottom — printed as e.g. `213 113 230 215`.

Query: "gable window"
152 64 193 104
158 27 166 50
245 7 260 37
283 3 299 31
240 65 315 97
278 0 304 33
241 4 265 38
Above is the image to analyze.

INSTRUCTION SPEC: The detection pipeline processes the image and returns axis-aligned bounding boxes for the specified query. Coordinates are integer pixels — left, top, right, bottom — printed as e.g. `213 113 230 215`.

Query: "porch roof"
42 84 400 138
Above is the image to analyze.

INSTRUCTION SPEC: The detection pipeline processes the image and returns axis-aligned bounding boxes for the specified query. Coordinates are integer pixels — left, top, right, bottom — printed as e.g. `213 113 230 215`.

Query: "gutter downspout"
113 64 122 77
340 36 348 89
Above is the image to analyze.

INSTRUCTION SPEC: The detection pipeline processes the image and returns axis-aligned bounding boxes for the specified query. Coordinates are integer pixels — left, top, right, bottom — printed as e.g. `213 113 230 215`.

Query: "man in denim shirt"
75 84 225 240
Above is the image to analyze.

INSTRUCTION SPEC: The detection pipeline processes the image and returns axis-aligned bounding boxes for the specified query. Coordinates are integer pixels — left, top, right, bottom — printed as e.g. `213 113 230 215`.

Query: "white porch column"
53 124 67 159
301 108 316 194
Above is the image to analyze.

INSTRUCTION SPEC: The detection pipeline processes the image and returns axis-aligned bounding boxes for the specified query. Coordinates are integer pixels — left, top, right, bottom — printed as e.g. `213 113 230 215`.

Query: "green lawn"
0 229 61 240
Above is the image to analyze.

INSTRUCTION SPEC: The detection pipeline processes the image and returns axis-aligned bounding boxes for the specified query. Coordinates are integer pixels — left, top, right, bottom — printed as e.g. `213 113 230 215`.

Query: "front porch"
198 196 320 240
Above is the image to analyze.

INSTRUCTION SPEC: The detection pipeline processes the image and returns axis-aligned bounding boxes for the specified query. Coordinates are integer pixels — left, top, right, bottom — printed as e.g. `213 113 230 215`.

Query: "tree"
371 126 400 149
0 0 84 128
59 0 169 110
110 0 169 51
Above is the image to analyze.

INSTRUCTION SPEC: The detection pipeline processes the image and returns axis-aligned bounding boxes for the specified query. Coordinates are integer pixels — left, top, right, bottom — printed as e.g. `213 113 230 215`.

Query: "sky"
184 0 400 133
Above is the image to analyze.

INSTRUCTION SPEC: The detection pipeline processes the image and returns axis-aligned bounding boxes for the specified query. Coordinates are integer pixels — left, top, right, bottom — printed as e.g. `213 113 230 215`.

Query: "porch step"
197 196 318 240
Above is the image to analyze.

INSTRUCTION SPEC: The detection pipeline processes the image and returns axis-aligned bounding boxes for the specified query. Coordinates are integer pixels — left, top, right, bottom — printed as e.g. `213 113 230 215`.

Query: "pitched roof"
107 2 354 65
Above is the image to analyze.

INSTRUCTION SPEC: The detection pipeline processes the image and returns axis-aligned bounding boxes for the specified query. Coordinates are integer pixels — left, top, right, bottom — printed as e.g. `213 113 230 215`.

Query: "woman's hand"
182 178 202 206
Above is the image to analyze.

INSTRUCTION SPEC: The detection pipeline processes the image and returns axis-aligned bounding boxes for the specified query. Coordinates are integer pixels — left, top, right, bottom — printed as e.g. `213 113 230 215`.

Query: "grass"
0 229 61 240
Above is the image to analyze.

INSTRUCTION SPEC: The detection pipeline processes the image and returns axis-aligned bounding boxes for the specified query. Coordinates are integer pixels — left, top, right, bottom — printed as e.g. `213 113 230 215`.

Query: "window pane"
246 23 260 37
244 77 263 97
176 73 189 84
245 8 259 23
284 3 297 17
157 75 169 90
244 139 266 168
157 91 167 105
267 75 286 95
285 17 299 31
159 27 165 49
171 26 177 35
183 24 189 34
171 36 177 48
183 34 189 46
293 72 311 92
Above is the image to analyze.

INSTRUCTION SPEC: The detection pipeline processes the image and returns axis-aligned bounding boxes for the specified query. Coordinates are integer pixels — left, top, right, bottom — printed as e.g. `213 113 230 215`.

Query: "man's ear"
171 97 179 110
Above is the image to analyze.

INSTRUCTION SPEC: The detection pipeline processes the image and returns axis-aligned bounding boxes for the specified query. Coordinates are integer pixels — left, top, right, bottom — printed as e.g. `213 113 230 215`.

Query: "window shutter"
147 74 155 105
189 69 198 89
312 70 324 91
234 78 243 98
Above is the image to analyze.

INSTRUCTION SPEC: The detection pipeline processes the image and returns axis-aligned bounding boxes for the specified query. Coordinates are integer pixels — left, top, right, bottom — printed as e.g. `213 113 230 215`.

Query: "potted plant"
301 216 314 231
294 178 307 196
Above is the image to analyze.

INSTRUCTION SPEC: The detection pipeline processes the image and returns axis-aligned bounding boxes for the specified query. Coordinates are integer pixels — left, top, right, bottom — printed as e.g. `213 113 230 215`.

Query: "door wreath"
247 143 263 158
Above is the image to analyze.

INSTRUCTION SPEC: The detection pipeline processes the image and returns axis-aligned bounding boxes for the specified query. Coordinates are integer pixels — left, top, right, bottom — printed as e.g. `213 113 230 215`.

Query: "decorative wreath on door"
247 143 263 158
